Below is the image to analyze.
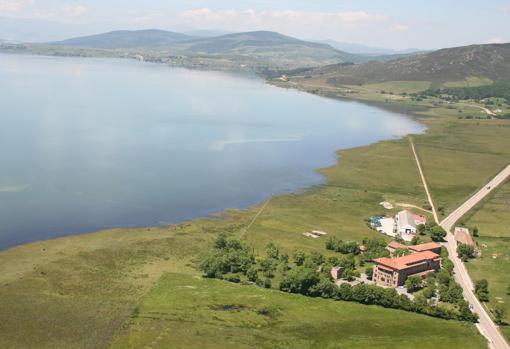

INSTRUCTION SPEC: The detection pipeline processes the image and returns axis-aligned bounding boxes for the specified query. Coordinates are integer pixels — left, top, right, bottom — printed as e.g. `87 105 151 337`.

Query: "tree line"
199 234 478 323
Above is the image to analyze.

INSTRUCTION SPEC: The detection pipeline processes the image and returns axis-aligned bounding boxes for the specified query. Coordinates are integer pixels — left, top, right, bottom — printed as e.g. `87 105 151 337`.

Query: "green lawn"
111 272 486 349
362 81 432 94
441 76 494 88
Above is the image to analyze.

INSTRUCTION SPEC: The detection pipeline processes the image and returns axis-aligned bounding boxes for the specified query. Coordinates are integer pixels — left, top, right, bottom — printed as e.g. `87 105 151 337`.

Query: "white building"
396 210 417 235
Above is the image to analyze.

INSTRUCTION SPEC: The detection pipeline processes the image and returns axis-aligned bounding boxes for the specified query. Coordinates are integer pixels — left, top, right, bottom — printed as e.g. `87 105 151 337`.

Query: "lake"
0 54 425 250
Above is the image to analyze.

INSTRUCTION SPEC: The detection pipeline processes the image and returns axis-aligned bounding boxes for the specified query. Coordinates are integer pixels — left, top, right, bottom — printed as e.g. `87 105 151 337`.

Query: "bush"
494 304 507 325
457 243 476 261
279 267 321 295
293 250 306 266
405 276 422 293
430 226 447 242
475 279 489 302
365 267 373 280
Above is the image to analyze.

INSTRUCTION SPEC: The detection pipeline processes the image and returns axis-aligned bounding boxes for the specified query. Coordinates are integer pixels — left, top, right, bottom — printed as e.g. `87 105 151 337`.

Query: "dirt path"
408 137 440 224
395 203 433 214
239 195 272 239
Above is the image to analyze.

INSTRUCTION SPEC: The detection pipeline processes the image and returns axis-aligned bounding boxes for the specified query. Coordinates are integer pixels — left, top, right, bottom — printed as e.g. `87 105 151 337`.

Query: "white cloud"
178 8 388 28
32 4 89 21
486 37 505 44
390 24 410 32
0 0 33 14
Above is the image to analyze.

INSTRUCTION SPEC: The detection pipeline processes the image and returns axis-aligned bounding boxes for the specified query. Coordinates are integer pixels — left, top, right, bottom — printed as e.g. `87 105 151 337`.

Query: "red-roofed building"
414 214 427 226
386 241 408 254
373 251 441 287
408 242 442 255
386 241 442 256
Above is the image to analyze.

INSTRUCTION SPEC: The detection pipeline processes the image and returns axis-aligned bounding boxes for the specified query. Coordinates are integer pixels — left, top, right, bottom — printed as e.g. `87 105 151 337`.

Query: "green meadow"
111 272 486 349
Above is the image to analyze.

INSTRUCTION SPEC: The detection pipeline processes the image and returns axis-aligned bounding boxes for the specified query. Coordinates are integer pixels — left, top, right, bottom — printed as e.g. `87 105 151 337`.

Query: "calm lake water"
0 54 425 250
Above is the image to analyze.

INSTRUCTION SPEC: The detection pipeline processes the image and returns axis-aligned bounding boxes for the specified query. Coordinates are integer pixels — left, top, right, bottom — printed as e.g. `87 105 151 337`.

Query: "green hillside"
293 43 510 87
53 29 194 48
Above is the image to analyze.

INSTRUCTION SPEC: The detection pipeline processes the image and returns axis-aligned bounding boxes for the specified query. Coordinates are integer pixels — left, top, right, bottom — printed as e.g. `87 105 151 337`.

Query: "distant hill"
53 30 195 49
300 43 510 86
315 40 424 56
183 30 233 38
173 31 360 64
50 30 369 69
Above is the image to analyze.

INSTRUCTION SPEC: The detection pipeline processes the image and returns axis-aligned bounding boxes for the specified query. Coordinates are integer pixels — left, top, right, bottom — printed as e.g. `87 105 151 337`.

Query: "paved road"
440 164 510 349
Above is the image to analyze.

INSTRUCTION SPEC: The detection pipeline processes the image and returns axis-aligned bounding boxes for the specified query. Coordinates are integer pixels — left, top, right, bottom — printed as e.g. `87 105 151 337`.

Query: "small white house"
396 210 417 235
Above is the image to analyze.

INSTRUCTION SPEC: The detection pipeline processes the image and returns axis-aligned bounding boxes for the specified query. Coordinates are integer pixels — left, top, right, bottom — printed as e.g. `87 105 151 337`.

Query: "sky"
0 0 509 49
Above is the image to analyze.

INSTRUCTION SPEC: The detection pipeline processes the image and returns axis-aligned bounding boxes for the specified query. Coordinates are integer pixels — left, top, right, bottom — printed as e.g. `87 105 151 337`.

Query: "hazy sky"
0 0 509 49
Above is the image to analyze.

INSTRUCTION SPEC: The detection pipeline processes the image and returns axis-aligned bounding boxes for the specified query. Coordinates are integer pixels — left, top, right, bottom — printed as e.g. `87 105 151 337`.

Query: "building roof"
397 210 416 229
374 251 440 271
413 214 427 225
409 242 442 253
454 227 475 246
387 241 407 250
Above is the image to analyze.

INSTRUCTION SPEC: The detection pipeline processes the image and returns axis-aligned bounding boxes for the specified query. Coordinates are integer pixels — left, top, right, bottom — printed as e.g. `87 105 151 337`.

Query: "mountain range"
48 29 370 69
292 43 510 86
315 40 425 56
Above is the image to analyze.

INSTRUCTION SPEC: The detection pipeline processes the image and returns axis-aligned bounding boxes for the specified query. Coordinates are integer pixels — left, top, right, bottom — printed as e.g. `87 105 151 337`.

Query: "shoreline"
0 53 427 253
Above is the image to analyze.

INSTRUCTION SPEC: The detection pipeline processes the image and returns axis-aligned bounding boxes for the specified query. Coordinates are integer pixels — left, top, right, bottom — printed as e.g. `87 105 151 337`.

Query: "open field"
413 119 510 217
461 180 510 340
110 272 486 349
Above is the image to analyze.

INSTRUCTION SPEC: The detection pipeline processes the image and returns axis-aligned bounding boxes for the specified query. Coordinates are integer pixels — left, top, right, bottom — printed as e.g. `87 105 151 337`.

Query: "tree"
507 284 510 296
457 243 476 261
246 267 258 282
337 283 352 301
325 236 339 251
265 243 279 259
475 279 489 302
214 233 228 249
279 267 320 295
418 224 427 236
365 266 374 280
422 285 436 299
472 226 479 237
458 300 478 322
293 250 306 266
310 278 337 298
405 276 422 293
430 226 447 242
260 258 276 278
494 304 507 325
442 258 454 274
442 282 463 304
394 248 411 257
411 235 421 245
263 278 272 289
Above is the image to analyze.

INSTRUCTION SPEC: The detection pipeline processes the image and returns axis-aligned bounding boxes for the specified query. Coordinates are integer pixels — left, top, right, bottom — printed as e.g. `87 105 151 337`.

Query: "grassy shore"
2 77 510 348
